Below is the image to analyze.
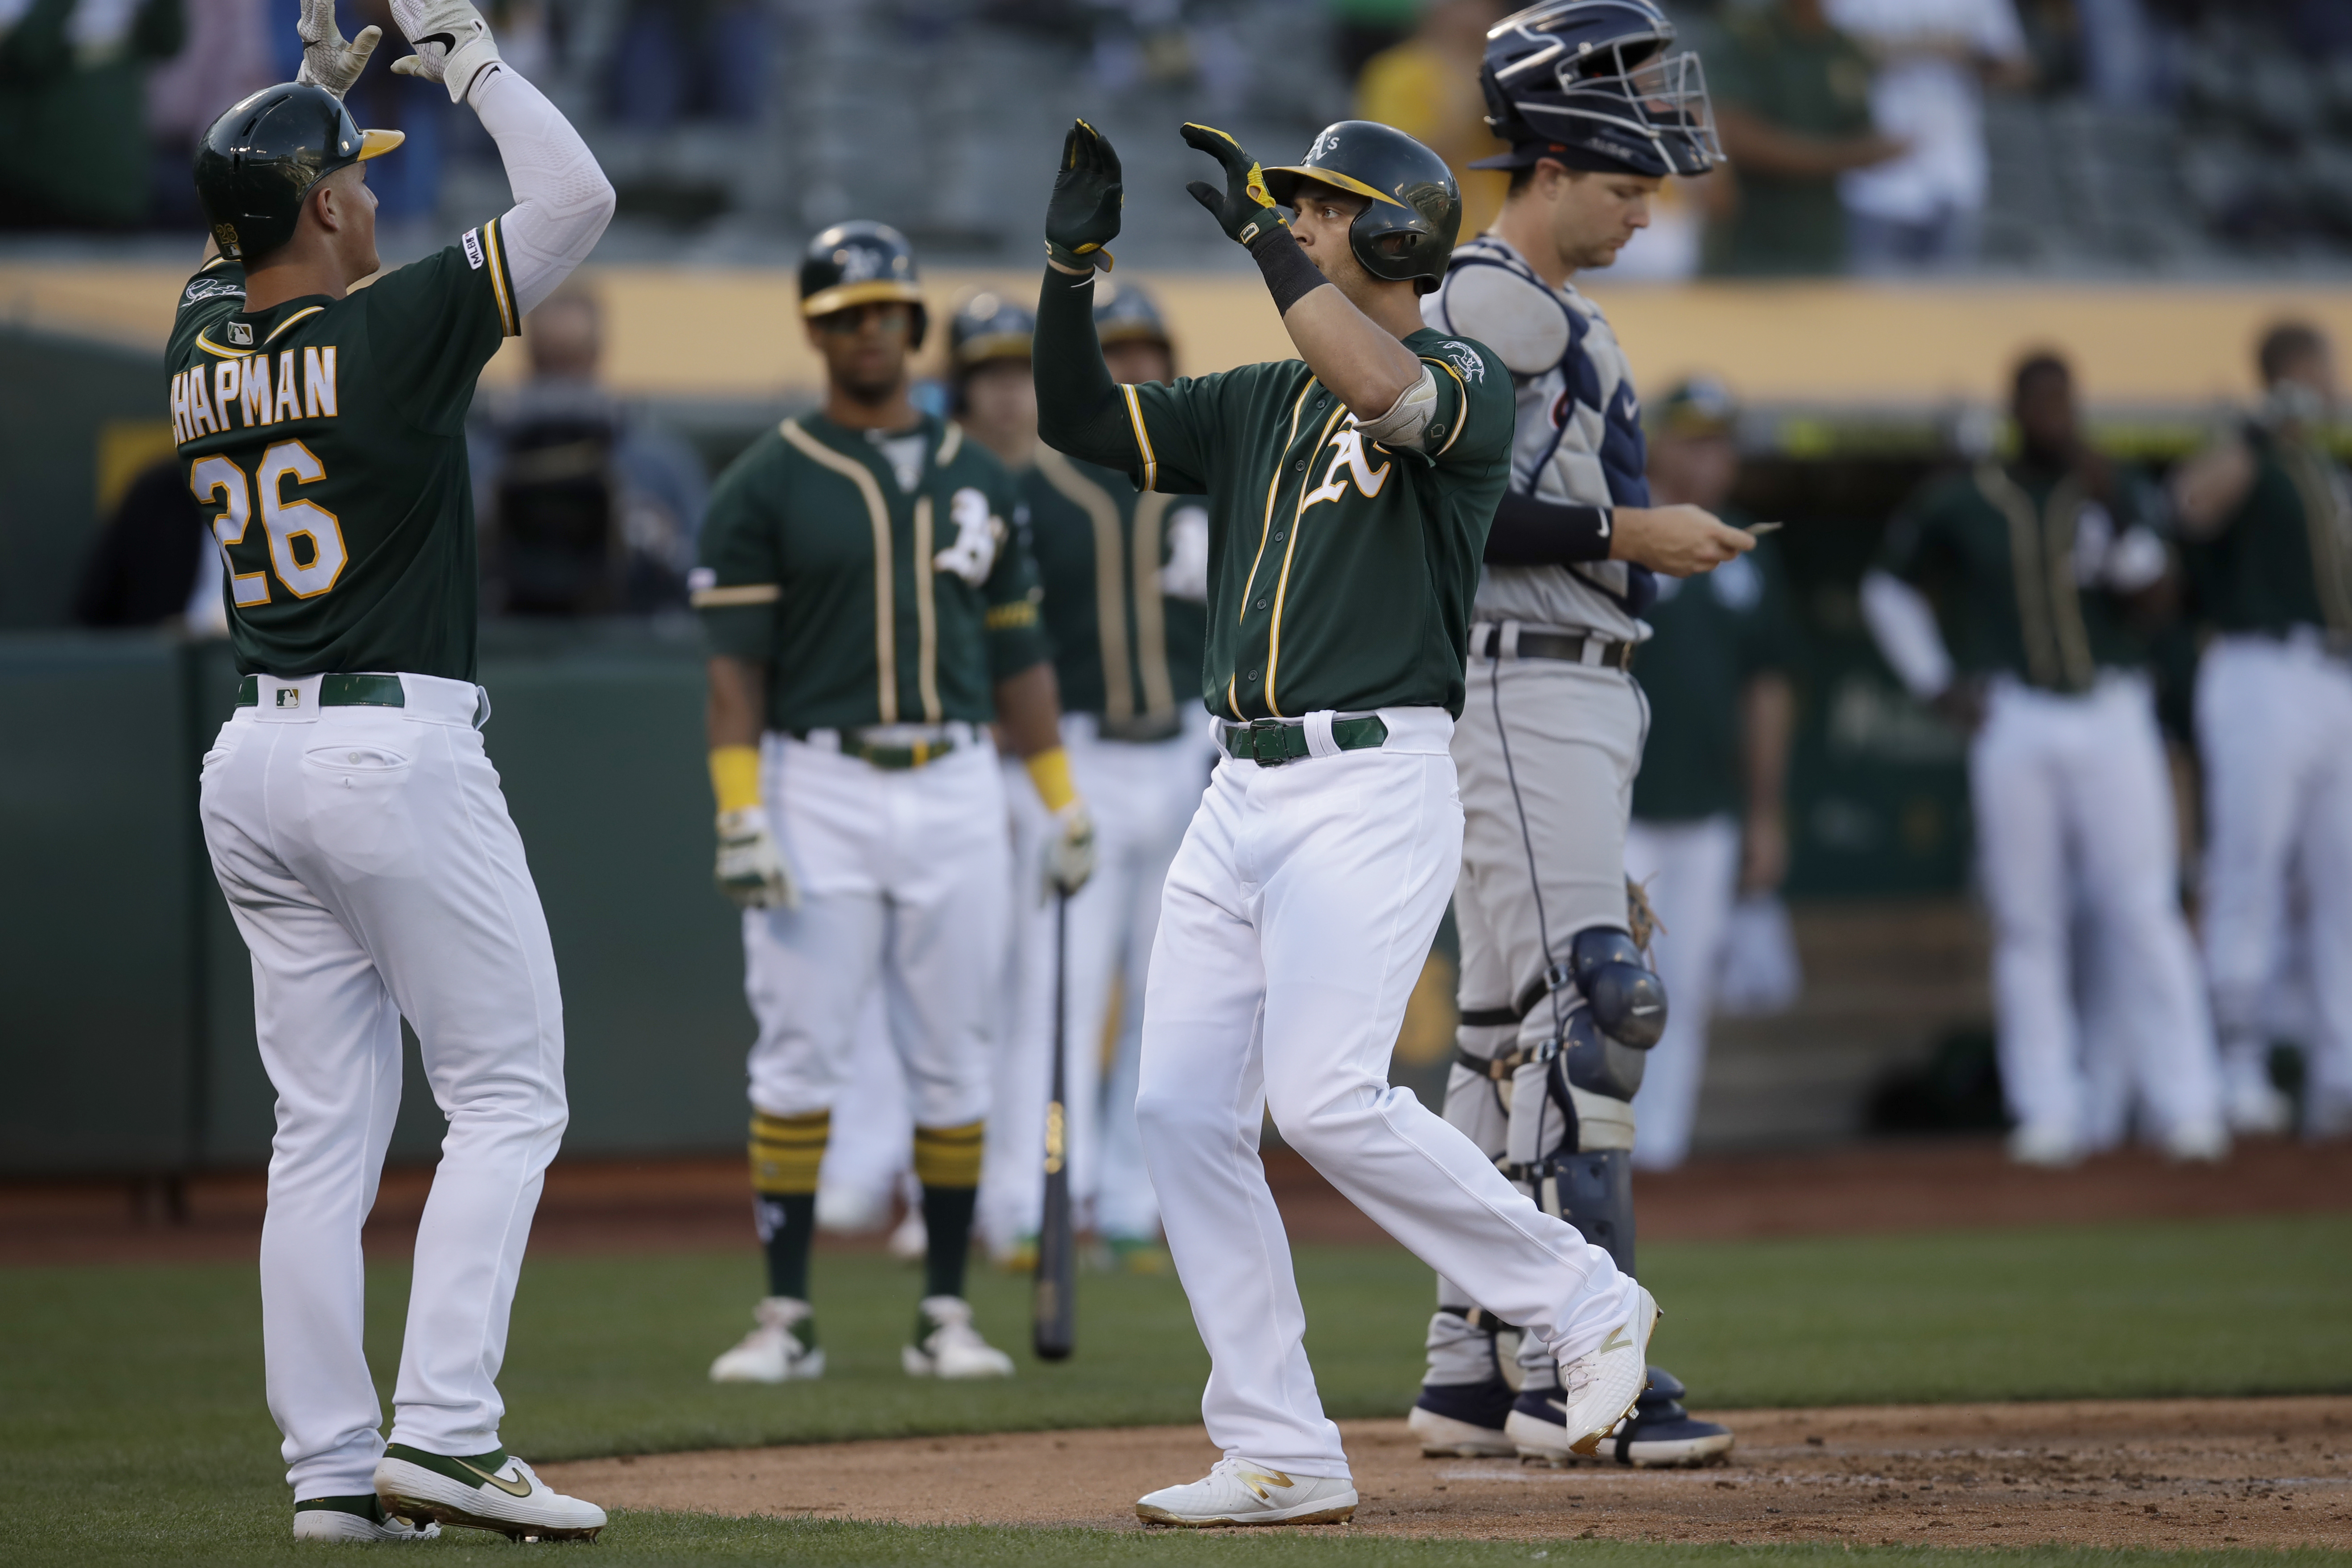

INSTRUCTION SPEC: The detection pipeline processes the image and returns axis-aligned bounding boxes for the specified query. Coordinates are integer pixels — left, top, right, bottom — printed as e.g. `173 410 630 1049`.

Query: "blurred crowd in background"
9 0 2352 272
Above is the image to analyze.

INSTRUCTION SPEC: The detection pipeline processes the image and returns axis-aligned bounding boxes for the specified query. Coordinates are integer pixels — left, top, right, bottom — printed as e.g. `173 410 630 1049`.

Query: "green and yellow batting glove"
1046 119 1122 272
1181 123 1285 246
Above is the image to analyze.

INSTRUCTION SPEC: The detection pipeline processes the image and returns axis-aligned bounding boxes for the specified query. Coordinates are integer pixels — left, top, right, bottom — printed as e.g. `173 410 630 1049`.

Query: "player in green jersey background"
695 222 1092 1387
181 0 615 1543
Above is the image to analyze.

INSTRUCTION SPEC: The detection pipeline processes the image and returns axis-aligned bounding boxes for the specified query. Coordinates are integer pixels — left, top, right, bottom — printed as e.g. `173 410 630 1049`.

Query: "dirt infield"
535 1397 2352 1546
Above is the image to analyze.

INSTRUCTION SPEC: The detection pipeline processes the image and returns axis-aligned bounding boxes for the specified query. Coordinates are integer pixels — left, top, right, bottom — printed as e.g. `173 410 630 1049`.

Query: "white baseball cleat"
374 1445 606 1542
1510 1285 1657 1460
2225 1079 2294 1137
2162 1119 2231 1165
1135 1459 1359 1527
2008 1122 2083 1168
709 1295 825 1383
291 1498 438 1540
887 1210 929 1262
902 1295 1015 1378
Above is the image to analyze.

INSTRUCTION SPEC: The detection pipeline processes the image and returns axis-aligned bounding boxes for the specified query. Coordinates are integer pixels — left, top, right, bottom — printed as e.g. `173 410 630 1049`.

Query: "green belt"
235 674 406 709
791 728 960 770
1219 715 1389 767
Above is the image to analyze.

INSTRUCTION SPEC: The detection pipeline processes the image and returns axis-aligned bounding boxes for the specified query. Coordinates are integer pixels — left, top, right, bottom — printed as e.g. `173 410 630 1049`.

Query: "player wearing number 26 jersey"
184 2 614 1543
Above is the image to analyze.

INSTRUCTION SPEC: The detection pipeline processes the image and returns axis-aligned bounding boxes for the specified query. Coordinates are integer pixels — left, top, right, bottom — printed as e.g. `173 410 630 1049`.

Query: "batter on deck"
1033 115 1656 1529
180 0 613 1542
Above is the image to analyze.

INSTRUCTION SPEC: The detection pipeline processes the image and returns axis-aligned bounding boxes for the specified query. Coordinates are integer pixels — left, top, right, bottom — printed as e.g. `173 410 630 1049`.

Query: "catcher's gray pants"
1440 650 1646 1328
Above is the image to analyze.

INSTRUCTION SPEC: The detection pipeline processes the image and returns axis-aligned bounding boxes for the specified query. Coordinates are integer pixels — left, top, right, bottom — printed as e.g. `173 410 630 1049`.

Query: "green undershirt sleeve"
1032 264 1142 474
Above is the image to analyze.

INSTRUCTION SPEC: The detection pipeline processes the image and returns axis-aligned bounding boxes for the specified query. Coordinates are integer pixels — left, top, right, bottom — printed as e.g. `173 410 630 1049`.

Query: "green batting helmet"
948 290 1035 371
194 83 404 262
800 220 928 348
1262 121 1461 295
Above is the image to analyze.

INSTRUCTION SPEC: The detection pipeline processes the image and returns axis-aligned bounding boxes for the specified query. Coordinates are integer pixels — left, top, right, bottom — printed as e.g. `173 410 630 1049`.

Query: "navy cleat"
1407 1374 1518 1457
1606 1366 1734 1467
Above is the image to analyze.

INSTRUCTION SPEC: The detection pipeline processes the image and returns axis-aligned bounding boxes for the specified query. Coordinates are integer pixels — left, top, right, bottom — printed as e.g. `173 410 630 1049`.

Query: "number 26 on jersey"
189 442 347 605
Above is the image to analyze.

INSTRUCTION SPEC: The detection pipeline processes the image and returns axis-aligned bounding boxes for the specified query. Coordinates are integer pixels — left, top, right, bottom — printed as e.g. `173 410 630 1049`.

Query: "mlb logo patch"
275 687 300 708
462 228 485 270
227 321 253 346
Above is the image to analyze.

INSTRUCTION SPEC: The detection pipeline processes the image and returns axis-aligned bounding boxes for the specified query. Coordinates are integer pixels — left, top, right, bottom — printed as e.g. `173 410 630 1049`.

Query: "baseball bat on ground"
1033 890 1077 1360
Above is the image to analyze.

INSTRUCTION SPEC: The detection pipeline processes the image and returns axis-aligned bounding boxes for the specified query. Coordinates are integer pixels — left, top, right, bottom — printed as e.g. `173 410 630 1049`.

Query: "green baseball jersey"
2185 425 2352 638
1878 459 2154 692
166 225 523 680
1022 449 1208 735
1103 329 1516 720
1633 527 1803 823
694 414 1050 733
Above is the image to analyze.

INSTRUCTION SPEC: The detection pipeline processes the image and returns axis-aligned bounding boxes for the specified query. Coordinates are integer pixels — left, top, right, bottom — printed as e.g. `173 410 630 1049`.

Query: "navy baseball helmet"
194 82 404 261
1475 0 1719 180
1092 277 1172 353
948 290 1035 371
800 219 928 347
1262 121 1461 295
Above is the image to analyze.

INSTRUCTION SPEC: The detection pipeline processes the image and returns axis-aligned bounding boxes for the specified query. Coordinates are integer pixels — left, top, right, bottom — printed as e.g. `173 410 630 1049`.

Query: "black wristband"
1486 491 1614 566
1246 225 1330 316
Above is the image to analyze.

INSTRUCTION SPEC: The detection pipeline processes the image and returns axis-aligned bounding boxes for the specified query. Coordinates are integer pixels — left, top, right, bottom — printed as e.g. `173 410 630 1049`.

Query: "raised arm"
1035 121 1156 473
390 0 615 316
1177 124 1421 423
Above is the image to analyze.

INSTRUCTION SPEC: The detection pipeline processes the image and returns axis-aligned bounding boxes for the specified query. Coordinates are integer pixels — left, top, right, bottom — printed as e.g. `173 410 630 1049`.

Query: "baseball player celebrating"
2172 322 2352 1140
180 0 612 1543
1034 115 1657 1529
1861 352 2227 1165
1406 0 1747 1471
695 221 1091 1385
975 282 1213 1269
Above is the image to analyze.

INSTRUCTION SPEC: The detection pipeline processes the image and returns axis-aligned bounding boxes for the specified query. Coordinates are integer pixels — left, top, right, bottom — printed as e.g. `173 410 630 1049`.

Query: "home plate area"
538 1395 2352 1545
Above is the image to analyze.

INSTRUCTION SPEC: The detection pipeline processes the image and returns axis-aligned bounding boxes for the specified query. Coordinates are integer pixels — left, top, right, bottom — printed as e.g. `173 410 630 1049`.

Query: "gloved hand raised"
1046 118 1122 273
1181 123 1286 247
294 0 380 99
389 0 503 103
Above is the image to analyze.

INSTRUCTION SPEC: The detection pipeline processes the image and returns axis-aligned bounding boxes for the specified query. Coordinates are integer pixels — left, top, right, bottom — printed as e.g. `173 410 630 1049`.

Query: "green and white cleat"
374 1444 606 1542
292 1494 439 1541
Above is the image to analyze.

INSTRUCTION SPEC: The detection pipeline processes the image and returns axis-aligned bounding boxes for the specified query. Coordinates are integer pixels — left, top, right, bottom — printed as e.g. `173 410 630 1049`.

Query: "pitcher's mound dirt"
538 1396 2352 1546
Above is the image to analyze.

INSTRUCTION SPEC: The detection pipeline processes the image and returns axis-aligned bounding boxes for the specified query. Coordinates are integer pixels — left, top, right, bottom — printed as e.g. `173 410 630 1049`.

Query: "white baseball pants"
1969 674 2223 1144
1136 707 1635 1478
1623 814 1742 1170
741 733 1005 1128
198 672 568 1500
980 714 1211 1249
2197 634 2352 1125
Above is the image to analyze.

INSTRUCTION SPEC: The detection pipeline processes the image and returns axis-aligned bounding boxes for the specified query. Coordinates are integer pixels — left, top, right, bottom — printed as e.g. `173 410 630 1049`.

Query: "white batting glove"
715 807 797 910
294 0 381 100
1043 800 1096 897
389 0 503 103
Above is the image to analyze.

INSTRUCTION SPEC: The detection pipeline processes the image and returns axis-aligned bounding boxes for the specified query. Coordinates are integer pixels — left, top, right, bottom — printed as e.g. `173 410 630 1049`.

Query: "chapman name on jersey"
1423 234 1654 642
171 346 340 443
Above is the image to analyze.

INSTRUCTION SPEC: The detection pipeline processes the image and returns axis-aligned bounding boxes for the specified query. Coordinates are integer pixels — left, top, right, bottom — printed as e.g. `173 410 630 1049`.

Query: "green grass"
4 1214 2348 1566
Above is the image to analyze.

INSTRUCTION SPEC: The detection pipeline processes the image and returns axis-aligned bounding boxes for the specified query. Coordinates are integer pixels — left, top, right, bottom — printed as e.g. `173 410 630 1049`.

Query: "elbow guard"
1358 365 1439 451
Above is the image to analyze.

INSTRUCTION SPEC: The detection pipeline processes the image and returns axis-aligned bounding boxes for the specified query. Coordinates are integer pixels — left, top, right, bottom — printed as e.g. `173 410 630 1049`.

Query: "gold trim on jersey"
912 494 944 724
195 331 251 358
1132 491 1177 720
1264 403 1351 716
1120 384 1158 493
482 217 519 337
779 418 899 724
1034 449 1134 724
2280 440 2352 635
1976 463 2093 692
264 306 326 344
1425 357 1470 460
937 422 964 466
692 582 782 608
1231 380 1318 717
